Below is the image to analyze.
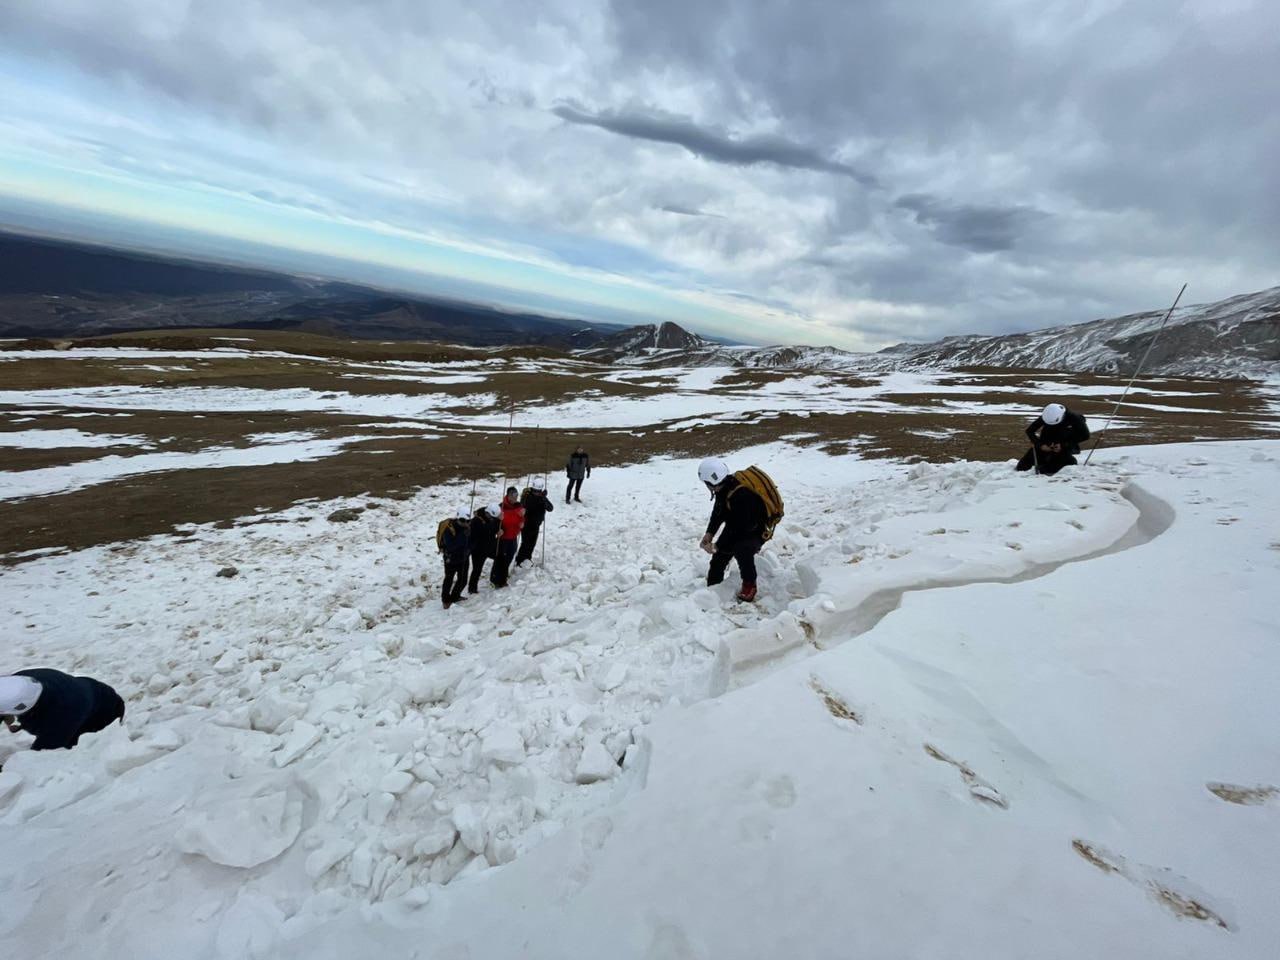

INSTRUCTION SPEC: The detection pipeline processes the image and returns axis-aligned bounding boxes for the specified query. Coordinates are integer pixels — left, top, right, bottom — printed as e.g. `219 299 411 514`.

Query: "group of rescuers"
2 403 1088 753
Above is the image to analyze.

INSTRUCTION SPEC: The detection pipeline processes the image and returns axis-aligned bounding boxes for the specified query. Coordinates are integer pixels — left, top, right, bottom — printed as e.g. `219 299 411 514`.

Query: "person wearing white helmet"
516 476 555 566
436 504 473 608
697 457 776 602
467 501 504 594
1017 402 1091 475
2 669 125 751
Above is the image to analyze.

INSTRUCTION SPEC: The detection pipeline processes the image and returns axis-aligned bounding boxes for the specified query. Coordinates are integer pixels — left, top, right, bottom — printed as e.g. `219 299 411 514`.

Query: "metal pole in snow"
1083 283 1187 467
541 427 549 568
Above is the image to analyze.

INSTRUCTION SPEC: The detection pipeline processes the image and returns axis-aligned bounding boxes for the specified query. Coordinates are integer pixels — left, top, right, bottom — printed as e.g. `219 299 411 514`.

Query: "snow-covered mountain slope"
879 286 1280 379
577 320 713 361
578 287 1280 379
2 440 1278 958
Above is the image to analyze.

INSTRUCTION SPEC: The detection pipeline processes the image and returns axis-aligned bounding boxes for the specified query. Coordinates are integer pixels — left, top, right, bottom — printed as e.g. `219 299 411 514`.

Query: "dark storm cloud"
552 104 878 186
895 194 1048 253
657 204 724 219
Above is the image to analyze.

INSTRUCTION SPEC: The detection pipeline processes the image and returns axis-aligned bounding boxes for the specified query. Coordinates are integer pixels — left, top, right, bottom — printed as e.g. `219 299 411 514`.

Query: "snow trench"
800 481 1174 654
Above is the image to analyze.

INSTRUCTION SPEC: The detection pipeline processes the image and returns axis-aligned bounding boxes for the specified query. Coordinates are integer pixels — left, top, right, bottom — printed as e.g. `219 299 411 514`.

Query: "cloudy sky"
0 0 1276 349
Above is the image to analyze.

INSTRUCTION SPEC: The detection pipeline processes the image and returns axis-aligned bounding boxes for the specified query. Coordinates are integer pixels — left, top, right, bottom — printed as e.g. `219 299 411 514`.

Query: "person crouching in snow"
437 505 471 608
1016 402 1091 476
697 458 783 603
490 487 525 588
467 501 502 594
1 669 125 751
516 477 554 566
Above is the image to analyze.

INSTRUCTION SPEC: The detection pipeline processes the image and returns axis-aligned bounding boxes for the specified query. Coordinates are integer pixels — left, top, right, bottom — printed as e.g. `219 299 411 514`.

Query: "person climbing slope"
490 487 525 588
1016 402 1091 476
436 505 471 608
565 445 591 504
516 477 554 566
697 458 784 603
467 502 502 594
1 669 125 751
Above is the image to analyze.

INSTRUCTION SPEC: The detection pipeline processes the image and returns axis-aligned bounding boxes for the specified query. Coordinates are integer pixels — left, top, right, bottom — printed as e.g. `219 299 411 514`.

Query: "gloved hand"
699 533 714 555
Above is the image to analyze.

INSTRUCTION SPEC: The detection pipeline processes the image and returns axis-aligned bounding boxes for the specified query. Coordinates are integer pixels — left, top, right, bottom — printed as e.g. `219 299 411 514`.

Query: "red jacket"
499 500 525 541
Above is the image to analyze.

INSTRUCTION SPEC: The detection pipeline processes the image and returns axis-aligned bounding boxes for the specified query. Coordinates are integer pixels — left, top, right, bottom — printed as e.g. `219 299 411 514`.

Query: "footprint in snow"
923 744 1008 809
1206 782 1278 806
810 677 862 724
1071 839 1232 930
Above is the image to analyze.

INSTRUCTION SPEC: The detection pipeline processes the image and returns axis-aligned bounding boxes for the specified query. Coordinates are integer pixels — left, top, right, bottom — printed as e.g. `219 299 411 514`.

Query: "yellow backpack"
435 518 454 551
731 465 784 541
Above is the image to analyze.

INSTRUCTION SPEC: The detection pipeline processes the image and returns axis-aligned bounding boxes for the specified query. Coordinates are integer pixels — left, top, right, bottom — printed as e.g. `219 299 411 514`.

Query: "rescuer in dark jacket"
467 502 502 594
1 668 125 751
1016 403 1091 476
516 477 555 565
438 505 472 608
697 458 770 602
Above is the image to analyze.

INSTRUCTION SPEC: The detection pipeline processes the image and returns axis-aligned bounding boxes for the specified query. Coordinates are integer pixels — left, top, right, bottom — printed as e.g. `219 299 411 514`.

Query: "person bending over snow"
697 458 783 603
1016 402 1091 476
1 669 125 751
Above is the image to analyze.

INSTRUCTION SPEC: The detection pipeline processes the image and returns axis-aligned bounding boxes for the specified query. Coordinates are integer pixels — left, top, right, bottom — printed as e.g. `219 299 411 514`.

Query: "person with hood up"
437 505 472 608
489 487 525 588
516 476 555 566
697 457 778 603
565 446 591 504
467 501 503 594
1016 402 1091 476
1 669 125 752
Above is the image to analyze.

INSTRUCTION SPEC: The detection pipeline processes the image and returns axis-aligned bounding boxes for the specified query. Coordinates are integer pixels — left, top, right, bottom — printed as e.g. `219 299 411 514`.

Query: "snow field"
2 442 1275 958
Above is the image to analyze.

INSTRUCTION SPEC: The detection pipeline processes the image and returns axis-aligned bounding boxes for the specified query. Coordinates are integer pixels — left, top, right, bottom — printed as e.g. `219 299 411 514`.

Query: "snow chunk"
575 742 620 784
175 786 303 869
481 725 526 765
379 771 415 795
275 721 322 767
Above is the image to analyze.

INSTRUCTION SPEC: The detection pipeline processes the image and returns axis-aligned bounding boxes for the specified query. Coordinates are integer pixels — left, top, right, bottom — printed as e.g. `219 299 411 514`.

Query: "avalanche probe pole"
469 478 477 515
541 428 550 568
1083 283 1187 467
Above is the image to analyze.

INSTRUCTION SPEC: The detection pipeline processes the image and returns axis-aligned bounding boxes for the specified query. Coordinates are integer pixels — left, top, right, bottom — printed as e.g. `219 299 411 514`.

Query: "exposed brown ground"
2 329 1276 560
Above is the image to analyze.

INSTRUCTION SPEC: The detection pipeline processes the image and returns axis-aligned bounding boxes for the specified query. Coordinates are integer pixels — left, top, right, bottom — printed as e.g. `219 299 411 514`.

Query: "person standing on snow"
490 487 525 588
1016 402 1091 476
697 458 783 603
516 477 554 566
1 669 125 751
565 446 591 504
467 502 502 594
436 505 472 608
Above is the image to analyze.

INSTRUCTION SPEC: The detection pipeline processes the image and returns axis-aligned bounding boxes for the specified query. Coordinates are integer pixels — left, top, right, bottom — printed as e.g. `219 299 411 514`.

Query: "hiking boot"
736 584 758 603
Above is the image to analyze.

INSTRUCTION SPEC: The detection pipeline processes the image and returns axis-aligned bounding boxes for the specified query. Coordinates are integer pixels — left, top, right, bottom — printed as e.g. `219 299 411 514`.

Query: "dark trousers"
467 552 491 593
81 690 126 742
490 539 518 587
566 478 583 502
516 523 542 564
1016 448 1077 476
442 556 468 605
707 535 762 588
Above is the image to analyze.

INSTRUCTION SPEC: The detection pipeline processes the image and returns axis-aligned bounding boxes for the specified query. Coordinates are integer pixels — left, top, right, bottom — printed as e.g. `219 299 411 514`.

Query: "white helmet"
1042 403 1066 426
456 505 471 520
488 502 502 516
698 457 730 486
0 675 42 715
532 477 545 491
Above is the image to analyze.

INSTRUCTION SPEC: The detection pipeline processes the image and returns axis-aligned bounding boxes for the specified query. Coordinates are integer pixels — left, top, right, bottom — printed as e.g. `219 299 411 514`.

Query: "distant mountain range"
579 287 1280 380
2 229 1275 379
0 231 628 347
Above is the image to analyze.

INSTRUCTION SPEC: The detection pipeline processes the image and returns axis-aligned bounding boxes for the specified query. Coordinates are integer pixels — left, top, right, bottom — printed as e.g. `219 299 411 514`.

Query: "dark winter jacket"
520 488 555 527
706 476 769 549
470 510 501 559
1026 410 1091 455
499 500 525 541
438 518 470 562
566 451 591 481
11 668 123 751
